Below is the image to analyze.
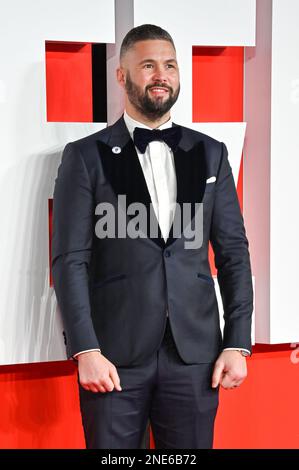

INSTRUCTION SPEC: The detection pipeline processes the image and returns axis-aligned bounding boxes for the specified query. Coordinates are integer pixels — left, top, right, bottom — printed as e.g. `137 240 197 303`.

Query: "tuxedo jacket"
51 114 253 366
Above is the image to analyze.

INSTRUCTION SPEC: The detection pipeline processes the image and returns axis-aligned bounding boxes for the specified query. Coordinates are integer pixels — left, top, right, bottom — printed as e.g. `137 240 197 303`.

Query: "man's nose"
152 66 167 82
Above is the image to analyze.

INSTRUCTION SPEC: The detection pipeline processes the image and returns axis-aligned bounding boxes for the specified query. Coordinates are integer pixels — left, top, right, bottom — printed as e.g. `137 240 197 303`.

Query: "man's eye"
144 64 153 68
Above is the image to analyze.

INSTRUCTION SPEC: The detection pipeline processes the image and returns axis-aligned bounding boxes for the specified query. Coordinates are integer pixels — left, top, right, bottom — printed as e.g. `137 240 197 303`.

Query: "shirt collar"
123 109 173 140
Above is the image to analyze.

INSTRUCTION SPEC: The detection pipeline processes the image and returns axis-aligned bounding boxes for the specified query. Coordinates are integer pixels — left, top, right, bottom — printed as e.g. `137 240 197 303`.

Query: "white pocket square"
206 176 216 183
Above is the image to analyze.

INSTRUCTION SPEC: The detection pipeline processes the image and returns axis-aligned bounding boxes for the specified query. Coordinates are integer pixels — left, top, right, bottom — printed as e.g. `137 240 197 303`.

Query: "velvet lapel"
166 137 206 247
96 115 206 249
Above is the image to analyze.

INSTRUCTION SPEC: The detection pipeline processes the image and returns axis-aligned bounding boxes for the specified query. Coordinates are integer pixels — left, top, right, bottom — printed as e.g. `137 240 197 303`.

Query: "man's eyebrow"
138 58 178 65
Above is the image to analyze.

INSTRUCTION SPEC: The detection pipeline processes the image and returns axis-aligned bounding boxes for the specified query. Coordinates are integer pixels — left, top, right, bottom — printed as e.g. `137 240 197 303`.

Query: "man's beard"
125 71 180 120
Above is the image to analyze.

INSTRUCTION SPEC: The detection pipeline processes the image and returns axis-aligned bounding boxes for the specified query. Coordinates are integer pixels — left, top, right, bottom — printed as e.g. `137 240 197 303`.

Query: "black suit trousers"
78 318 220 449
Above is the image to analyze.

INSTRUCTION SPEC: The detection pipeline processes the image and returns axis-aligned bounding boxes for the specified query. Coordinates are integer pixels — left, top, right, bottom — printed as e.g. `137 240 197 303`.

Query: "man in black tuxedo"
52 24 253 449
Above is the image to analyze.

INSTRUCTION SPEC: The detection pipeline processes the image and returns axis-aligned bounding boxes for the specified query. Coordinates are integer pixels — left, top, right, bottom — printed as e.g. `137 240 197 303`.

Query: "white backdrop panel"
0 0 114 364
0 0 257 364
270 0 299 343
244 0 299 344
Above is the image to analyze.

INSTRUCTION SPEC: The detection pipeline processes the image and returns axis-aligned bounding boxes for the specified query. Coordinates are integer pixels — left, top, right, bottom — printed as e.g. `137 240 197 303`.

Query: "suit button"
164 250 171 257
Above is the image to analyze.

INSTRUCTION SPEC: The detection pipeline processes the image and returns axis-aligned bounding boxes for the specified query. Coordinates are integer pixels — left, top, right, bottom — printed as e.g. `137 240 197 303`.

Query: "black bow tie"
133 126 182 154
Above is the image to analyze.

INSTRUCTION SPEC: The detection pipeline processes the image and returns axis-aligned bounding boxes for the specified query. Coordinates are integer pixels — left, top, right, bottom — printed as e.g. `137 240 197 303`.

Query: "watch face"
241 350 250 356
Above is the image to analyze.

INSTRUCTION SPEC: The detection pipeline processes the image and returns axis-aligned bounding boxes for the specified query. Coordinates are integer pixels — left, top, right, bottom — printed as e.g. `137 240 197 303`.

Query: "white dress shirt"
124 110 177 242
73 110 250 358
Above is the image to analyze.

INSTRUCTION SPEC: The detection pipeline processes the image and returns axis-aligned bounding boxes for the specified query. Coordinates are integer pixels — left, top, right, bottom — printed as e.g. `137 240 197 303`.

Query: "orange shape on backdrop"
46 42 93 122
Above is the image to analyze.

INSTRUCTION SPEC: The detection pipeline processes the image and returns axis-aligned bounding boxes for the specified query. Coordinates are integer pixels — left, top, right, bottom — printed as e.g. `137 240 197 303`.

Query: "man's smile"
148 86 170 96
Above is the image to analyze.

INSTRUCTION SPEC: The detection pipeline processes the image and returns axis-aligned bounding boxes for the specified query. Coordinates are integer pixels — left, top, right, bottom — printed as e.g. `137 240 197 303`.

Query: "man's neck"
125 106 171 129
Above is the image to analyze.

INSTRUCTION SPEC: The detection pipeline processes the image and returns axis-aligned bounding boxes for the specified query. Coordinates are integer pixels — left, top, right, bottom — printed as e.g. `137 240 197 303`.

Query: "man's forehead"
128 39 176 58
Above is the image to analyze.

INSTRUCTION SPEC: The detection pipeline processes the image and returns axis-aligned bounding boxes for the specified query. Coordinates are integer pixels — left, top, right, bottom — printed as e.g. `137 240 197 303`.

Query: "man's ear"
116 67 126 88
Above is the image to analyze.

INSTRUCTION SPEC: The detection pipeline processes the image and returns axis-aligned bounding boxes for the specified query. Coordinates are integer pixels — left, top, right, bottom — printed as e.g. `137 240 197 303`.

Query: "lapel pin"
112 146 122 154
206 176 216 183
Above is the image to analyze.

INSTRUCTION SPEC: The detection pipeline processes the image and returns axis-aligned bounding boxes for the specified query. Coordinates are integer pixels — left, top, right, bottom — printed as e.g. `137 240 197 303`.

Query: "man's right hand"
77 351 122 393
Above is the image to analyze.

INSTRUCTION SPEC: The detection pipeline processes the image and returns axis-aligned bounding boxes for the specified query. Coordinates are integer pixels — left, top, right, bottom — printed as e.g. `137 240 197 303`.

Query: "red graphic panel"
46 42 93 122
193 46 244 122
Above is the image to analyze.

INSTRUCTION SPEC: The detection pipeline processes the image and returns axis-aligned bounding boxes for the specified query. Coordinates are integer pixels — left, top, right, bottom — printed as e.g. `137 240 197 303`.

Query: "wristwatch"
237 349 250 357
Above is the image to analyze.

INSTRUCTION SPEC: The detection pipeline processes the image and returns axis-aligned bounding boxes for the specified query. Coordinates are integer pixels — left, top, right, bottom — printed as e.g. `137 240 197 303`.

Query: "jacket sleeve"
209 142 254 353
51 142 100 359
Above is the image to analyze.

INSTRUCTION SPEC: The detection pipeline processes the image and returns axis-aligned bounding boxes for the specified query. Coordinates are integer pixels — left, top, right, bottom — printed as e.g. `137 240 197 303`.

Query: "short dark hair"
120 24 176 62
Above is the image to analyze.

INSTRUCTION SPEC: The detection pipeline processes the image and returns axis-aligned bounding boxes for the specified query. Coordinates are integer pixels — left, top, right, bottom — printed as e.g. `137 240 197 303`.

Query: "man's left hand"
211 350 247 389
